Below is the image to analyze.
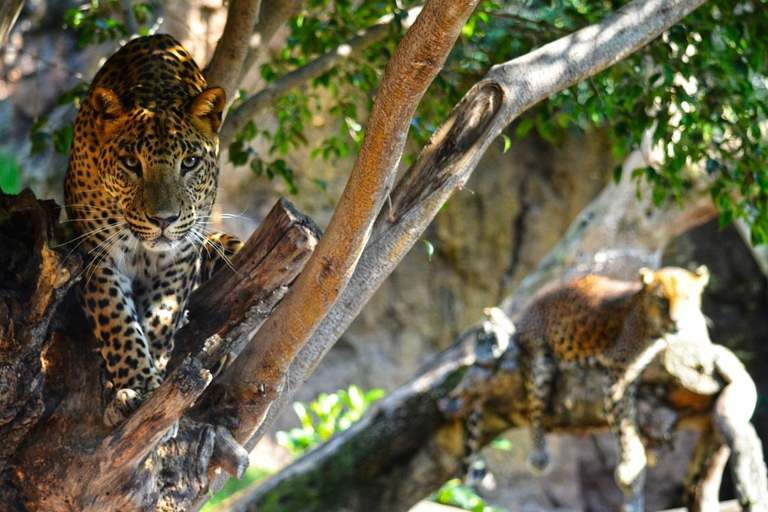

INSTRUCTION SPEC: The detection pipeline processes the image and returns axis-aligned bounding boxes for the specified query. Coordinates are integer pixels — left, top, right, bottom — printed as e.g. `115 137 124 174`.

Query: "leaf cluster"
234 0 768 242
275 384 386 456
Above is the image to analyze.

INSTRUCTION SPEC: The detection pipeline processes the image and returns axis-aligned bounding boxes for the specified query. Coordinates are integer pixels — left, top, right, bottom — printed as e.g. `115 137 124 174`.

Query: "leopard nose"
147 212 180 230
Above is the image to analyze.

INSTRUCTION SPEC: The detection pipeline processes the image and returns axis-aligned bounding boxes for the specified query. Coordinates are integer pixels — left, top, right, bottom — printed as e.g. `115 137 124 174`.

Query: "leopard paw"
526 448 552 475
103 388 143 427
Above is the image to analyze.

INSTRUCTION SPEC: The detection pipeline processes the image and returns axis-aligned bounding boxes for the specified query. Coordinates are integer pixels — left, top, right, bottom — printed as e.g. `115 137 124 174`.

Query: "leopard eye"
181 156 201 175
119 155 142 176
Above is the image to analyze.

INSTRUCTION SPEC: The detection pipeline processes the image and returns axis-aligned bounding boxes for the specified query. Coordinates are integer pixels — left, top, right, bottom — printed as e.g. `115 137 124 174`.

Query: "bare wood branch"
68 359 211 510
0 0 23 48
236 0 303 86
220 6 422 147
205 0 262 103
213 0 480 450
169 198 321 372
254 0 711 446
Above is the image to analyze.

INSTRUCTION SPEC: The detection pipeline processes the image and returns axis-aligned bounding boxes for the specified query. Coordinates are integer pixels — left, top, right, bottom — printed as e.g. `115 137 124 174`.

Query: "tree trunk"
0 193 320 510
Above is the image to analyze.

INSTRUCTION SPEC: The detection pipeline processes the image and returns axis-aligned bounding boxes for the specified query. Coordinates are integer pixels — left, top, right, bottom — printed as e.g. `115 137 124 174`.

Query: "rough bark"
216 164 765 512
253 0 710 452
1 194 319 511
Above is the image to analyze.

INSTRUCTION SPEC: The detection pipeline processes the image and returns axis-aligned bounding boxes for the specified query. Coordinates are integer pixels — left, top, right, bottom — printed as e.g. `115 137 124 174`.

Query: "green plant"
276 384 386 456
0 152 21 194
429 479 507 512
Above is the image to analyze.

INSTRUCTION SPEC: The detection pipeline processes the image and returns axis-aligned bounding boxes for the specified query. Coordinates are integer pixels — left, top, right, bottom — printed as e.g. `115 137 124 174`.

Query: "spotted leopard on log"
516 266 709 512
64 34 243 428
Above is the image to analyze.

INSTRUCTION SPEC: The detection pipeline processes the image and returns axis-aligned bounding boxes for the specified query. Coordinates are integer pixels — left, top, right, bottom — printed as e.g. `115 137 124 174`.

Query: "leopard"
64 34 242 429
515 266 709 512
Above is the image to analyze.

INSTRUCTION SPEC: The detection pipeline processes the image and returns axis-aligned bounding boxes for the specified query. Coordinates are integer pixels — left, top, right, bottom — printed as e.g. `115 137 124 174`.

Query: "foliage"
0 152 21 194
35 0 768 239
231 0 768 242
64 0 155 46
276 385 385 456
429 479 507 512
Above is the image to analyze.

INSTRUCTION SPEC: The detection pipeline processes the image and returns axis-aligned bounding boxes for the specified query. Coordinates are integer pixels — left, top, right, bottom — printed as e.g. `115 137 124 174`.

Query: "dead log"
0 191 320 511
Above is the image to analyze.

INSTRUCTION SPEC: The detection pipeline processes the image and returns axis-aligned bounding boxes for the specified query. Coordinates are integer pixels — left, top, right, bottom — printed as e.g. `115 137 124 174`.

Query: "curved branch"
205 0 262 103
220 6 422 147
236 0 304 86
0 0 23 48
215 0 480 447
253 0 710 444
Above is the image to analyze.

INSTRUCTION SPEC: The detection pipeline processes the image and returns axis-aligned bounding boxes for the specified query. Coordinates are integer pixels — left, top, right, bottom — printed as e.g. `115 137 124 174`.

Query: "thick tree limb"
205 0 262 104
6 196 319 511
0 190 82 475
212 0 480 451
220 6 422 147
219 162 762 512
254 0 710 449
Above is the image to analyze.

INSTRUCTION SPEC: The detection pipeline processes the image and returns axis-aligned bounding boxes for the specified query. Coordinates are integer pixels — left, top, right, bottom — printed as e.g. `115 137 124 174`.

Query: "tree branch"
0 0 23 48
253 0 710 448
120 0 139 37
220 6 422 147
218 157 758 512
205 0 262 104
236 0 304 86
7 196 319 511
210 0 480 452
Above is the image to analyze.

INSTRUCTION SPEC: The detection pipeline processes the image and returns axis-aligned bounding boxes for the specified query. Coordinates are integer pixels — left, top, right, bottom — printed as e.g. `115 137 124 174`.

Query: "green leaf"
500 133 511 153
423 240 434 262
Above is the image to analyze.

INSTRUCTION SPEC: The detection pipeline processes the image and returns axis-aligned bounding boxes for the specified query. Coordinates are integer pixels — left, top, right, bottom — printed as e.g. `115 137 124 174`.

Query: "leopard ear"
190 87 226 134
694 265 710 286
639 267 655 287
91 87 125 121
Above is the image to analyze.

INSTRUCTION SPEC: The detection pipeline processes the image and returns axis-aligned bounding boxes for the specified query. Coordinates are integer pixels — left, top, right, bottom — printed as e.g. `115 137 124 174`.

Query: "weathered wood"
0 190 82 477
3 192 319 511
170 197 322 373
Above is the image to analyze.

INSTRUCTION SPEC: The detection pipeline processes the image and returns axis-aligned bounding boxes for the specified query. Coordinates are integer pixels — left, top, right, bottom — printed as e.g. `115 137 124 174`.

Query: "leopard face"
65 34 225 256
92 89 223 252
637 266 710 336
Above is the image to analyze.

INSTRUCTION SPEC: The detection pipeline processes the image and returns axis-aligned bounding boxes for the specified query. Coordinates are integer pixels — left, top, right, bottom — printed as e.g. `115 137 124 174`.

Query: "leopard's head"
637 265 710 335
88 86 225 252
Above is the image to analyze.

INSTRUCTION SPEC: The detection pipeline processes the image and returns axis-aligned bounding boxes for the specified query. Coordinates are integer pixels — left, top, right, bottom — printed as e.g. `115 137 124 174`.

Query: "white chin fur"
141 237 179 252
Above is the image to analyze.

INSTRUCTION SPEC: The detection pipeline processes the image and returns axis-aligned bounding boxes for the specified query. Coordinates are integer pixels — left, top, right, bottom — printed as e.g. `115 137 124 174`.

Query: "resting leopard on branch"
64 34 242 428
516 266 710 512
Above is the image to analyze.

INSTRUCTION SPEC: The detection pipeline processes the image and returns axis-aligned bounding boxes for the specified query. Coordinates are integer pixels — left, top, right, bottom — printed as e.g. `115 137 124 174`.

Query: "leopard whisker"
192 227 239 275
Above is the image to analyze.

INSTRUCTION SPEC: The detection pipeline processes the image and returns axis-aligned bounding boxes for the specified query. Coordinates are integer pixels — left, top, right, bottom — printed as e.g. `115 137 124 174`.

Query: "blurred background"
2 1 767 510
